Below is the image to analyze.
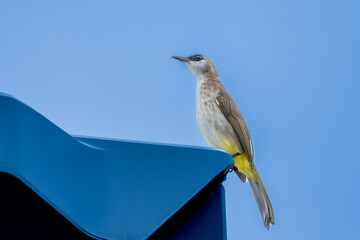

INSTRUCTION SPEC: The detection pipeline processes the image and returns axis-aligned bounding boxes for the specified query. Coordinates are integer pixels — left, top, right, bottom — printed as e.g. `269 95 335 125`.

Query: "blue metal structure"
0 93 233 239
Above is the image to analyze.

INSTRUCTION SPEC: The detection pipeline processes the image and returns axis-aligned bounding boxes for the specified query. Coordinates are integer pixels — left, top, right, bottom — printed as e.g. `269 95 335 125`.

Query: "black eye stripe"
189 54 204 61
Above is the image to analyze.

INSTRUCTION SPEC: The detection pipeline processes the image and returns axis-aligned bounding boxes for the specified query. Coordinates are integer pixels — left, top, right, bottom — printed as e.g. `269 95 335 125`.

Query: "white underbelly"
196 102 232 149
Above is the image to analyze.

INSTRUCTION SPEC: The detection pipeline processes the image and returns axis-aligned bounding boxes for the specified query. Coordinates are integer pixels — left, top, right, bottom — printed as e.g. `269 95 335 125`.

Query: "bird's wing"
215 88 254 164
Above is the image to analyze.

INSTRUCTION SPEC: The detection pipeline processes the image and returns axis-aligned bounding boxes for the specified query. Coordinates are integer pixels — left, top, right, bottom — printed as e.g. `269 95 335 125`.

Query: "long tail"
248 168 274 230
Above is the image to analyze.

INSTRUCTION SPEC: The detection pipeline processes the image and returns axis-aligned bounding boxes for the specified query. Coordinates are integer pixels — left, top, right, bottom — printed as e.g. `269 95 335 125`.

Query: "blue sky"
1 1 359 239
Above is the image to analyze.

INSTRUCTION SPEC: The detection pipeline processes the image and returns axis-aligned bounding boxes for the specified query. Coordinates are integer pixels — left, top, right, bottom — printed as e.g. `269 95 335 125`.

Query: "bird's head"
172 54 215 79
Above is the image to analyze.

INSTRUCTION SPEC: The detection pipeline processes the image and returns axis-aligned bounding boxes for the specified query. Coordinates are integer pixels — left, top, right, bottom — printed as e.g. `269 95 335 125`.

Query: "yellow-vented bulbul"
173 54 274 230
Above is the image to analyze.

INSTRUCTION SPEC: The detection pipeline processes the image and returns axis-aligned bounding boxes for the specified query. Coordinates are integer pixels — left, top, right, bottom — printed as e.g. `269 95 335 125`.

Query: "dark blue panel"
149 180 227 240
0 93 233 240
0 172 94 239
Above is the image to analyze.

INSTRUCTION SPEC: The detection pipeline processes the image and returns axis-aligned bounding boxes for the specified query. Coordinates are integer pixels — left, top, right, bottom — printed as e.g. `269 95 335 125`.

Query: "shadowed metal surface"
0 92 233 240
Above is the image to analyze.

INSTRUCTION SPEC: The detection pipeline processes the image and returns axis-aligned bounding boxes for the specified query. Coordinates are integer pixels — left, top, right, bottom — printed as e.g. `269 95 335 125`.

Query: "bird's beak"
172 56 190 62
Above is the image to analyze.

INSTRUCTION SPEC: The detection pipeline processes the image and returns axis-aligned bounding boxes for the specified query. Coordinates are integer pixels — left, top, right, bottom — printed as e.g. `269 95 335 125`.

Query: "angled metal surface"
0 92 233 240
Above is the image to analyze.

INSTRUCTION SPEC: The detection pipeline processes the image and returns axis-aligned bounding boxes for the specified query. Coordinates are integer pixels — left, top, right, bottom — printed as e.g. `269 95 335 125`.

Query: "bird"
172 54 274 230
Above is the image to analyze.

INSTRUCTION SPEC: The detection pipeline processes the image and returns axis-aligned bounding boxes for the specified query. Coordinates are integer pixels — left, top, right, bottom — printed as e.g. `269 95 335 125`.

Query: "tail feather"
248 169 274 230
235 170 247 183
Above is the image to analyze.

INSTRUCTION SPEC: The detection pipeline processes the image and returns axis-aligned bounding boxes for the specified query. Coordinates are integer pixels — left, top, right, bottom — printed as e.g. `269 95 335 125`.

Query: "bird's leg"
232 152 242 158
228 152 242 172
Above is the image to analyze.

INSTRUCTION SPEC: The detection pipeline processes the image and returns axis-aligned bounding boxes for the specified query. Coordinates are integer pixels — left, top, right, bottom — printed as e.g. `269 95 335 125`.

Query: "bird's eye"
195 55 203 61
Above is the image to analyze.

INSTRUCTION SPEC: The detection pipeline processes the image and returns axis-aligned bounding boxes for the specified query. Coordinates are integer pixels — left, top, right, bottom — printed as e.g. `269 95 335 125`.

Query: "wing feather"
215 88 254 163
